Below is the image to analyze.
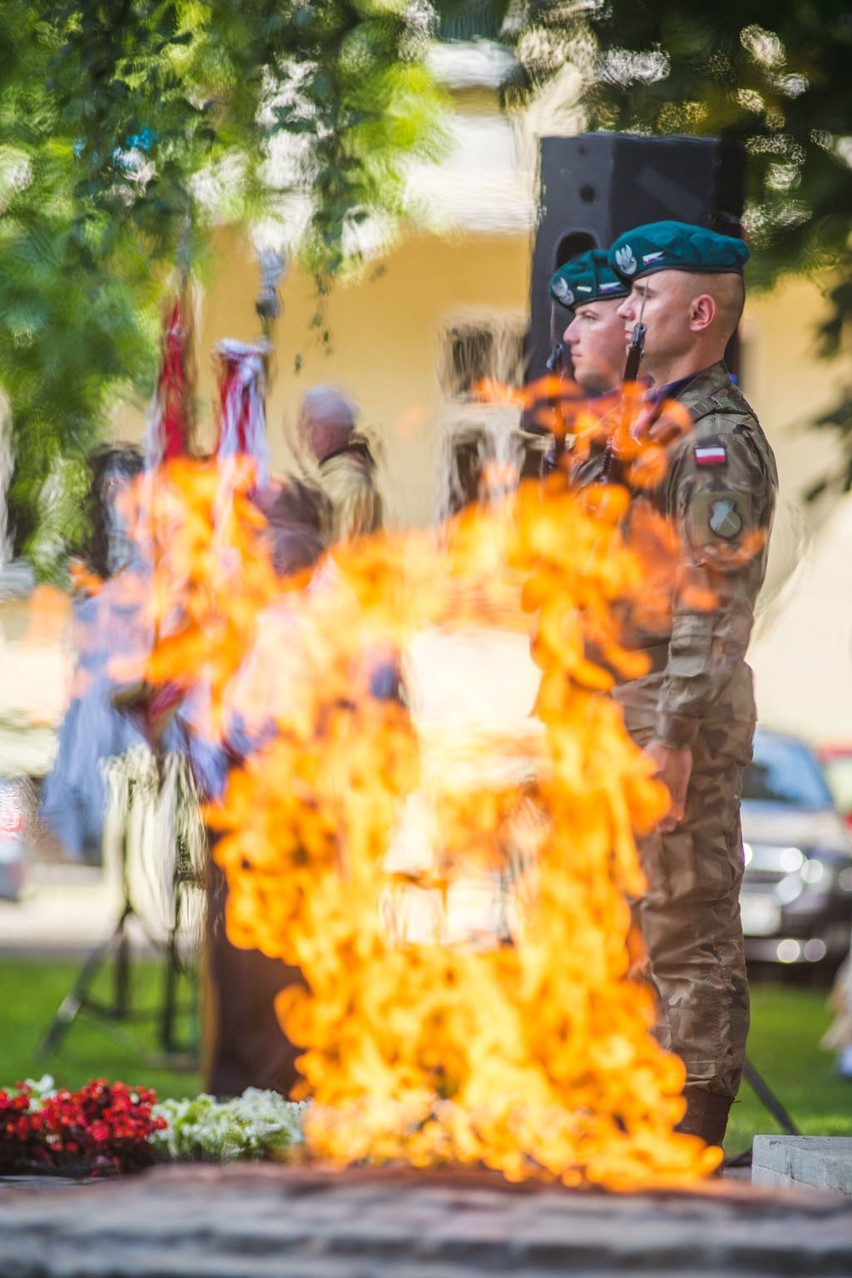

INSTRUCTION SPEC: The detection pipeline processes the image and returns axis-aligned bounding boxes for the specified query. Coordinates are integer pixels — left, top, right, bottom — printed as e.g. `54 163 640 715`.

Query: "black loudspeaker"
526 133 746 387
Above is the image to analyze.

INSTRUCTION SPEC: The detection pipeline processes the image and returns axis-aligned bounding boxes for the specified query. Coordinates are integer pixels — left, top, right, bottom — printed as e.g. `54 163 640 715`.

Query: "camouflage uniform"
577 362 778 1102
319 438 383 545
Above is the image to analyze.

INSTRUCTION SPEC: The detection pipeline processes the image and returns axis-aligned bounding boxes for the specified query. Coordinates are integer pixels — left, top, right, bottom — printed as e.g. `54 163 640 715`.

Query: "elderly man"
299 387 382 545
593 220 778 1148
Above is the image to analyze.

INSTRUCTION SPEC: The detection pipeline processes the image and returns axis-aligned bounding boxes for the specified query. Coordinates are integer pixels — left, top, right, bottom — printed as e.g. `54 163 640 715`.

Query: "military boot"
676 1087 732 1149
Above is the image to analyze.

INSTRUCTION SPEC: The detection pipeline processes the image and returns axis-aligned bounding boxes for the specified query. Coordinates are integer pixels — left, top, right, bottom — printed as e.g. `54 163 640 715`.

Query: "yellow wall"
742 274 849 516
199 225 531 527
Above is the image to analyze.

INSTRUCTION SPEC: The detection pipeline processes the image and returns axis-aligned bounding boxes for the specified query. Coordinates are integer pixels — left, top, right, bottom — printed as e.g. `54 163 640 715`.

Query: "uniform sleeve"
654 423 774 749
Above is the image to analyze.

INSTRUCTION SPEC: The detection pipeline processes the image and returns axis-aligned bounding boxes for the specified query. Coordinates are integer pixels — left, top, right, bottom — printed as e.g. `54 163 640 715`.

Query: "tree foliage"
0 0 444 574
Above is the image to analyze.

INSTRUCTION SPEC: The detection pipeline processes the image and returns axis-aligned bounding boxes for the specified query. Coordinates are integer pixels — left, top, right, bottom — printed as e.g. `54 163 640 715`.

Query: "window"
743 731 833 808
437 315 545 519
442 321 526 400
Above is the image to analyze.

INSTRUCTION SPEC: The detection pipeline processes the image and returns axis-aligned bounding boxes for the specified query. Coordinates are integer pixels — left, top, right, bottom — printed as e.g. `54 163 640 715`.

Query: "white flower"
151 1089 308 1162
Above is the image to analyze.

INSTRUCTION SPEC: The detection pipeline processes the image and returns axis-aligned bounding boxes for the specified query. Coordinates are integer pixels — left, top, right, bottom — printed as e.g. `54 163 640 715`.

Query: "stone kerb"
0 1163 852 1277
753 1135 852 1197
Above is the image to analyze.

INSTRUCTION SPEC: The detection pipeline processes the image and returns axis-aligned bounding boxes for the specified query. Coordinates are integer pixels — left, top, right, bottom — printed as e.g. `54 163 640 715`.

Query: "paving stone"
0 1163 850 1277
0 1175 94 1194
753 1136 852 1197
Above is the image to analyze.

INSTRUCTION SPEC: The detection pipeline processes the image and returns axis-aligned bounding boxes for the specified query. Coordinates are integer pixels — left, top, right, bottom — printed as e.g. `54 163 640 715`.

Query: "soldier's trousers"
614 665 755 1100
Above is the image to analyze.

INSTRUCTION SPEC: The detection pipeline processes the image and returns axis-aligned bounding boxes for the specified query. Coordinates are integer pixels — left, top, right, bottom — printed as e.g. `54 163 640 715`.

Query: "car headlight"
780 846 805 874
802 858 829 887
743 842 806 875
743 841 852 895
777 868 806 905
801 858 852 894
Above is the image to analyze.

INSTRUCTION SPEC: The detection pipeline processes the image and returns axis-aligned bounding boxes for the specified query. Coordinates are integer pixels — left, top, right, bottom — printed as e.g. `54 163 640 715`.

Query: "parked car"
740 729 852 973
815 743 852 833
0 776 34 902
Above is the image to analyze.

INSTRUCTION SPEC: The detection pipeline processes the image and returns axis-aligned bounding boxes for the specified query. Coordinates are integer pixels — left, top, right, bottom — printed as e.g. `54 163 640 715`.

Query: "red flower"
0 1079 164 1176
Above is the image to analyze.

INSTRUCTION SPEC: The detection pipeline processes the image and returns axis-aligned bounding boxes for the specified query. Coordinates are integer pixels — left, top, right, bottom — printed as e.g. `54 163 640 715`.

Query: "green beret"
548 249 630 309
609 221 749 283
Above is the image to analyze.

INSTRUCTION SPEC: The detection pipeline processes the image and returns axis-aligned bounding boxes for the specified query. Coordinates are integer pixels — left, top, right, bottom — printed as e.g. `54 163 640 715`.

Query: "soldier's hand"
644 741 693 833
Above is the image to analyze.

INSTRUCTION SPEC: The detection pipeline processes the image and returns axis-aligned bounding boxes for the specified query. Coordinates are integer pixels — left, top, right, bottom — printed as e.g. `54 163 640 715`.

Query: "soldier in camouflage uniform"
550 223 778 1147
548 249 630 396
547 249 631 484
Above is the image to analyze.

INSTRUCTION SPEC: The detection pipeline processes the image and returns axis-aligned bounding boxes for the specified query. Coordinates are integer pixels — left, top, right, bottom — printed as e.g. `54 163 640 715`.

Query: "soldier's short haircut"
713 273 745 342
676 271 744 344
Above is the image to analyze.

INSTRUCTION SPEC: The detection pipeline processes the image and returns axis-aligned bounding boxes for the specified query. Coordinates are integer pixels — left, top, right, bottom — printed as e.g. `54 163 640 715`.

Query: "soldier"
548 224 777 1148
299 387 382 544
548 249 629 397
546 250 632 483
601 220 778 1148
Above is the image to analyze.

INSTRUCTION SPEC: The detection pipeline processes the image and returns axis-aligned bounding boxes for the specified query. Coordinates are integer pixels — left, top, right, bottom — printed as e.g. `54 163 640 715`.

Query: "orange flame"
114 452 730 1190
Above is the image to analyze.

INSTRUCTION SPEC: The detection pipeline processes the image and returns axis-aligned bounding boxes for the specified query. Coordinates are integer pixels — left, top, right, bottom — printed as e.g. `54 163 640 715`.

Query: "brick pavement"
0 1163 851 1276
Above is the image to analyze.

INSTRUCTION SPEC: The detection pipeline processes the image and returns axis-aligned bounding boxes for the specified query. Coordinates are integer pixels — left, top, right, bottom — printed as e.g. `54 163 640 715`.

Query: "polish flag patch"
695 445 727 467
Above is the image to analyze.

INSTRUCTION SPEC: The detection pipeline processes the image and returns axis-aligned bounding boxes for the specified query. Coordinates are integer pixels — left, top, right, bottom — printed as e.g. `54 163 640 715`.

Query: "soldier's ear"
688 293 716 333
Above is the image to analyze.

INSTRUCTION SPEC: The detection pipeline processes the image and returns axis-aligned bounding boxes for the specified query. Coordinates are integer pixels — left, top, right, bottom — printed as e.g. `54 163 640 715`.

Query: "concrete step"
0 1164 851 1276
753 1135 852 1196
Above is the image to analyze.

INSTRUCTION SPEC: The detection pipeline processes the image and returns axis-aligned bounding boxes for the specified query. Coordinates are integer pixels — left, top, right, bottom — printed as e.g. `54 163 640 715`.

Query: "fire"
122 453 723 1189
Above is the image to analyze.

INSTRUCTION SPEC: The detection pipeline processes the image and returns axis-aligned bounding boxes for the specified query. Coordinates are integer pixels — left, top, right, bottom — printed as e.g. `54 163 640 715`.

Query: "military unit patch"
688 488 750 549
708 497 743 540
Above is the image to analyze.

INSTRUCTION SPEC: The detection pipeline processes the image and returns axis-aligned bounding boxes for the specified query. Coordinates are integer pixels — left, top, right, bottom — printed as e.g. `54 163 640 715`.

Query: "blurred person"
197 476 328 1098
299 387 382 544
593 220 778 1148
818 748 852 1078
256 476 329 576
39 445 153 861
299 385 401 700
824 938 852 1079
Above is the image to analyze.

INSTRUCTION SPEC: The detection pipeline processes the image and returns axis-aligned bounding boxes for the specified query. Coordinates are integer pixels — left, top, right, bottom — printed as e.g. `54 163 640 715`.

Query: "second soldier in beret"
549 249 629 397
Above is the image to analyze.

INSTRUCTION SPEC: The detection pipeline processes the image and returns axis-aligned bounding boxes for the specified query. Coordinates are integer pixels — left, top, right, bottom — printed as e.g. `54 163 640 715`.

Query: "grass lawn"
0 957 849 1159
725 978 852 1157
0 956 202 1101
